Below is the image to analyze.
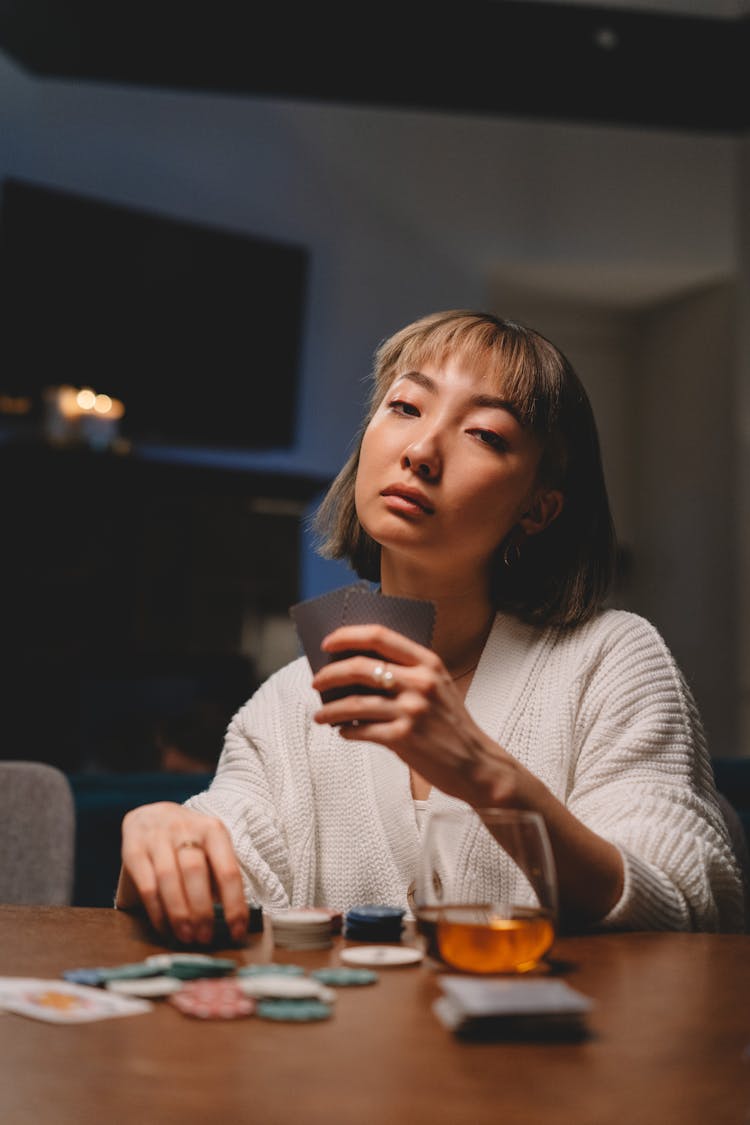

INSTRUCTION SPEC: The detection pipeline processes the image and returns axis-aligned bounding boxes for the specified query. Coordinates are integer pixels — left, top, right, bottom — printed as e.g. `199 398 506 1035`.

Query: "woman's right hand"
116 802 248 945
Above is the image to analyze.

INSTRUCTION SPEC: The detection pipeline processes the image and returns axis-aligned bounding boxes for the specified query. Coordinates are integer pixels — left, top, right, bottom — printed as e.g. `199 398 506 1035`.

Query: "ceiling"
0 1 746 133
516 0 748 15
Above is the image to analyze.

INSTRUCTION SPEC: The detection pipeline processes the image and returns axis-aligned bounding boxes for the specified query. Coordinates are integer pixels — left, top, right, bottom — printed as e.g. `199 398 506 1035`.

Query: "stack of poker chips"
343 904 405 942
269 908 338 951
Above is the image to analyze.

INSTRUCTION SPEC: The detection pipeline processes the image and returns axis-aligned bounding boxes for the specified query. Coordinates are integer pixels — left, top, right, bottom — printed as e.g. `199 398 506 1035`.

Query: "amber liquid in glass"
416 904 554 974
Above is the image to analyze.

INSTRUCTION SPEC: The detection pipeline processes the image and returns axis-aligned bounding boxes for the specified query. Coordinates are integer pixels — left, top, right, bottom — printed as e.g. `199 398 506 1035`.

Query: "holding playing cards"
117 310 744 947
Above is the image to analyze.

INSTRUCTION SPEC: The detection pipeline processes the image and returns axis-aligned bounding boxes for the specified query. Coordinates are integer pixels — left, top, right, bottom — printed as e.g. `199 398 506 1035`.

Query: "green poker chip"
237 963 305 977
256 999 333 1022
311 967 379 987
99 962 164 982
166 957 236 980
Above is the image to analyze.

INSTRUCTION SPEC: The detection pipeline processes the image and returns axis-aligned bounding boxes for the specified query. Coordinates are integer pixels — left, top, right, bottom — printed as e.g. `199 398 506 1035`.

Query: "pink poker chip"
169 978 256 1020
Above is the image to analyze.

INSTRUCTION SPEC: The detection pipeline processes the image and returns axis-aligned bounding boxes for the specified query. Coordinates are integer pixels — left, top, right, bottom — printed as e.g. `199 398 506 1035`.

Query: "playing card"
0 977 152 1023
433 976 593 1041
289 584 357 676
289 583 435 702
437 976 593 1018
343 587 436 646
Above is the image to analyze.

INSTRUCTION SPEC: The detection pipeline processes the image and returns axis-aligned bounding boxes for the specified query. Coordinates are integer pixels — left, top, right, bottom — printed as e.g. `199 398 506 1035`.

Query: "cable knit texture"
185 608 745 932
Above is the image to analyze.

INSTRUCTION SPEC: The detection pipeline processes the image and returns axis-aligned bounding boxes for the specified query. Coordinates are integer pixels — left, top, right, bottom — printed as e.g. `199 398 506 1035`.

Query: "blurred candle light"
43 384 126 450
76 387 96 412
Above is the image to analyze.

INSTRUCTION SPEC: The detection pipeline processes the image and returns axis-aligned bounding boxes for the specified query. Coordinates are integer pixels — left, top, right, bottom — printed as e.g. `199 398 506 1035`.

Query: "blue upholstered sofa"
68 771 214 906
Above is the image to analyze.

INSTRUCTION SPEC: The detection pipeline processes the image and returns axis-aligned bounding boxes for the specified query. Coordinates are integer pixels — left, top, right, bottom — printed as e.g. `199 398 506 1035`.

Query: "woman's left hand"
311 623 524 808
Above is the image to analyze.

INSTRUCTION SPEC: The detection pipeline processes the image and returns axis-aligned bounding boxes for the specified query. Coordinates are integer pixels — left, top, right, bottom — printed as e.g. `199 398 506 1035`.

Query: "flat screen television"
0 178 309 450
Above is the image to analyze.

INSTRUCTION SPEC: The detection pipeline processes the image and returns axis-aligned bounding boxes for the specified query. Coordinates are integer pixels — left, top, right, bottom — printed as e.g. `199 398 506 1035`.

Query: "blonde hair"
312 310 616 627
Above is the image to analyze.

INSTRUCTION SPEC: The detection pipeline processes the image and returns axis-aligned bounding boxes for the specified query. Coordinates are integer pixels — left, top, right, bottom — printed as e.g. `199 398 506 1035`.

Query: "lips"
380 485 435 515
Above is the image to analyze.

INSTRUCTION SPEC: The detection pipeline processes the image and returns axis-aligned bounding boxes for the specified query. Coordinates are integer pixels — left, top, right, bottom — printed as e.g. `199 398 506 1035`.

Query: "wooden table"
1 906 748 1125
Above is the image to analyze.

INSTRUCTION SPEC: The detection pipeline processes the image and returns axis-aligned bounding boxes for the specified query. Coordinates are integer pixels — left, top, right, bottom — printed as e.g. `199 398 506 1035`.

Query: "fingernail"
231 920 247 942
196 924 212 944
177 924 194 944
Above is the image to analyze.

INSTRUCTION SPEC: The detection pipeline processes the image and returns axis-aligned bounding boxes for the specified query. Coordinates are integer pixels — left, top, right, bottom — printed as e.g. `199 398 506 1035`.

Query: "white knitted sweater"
185 609 744 932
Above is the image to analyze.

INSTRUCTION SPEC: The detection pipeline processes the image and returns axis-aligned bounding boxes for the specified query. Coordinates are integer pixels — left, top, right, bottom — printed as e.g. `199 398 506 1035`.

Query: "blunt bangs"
371 311 564 440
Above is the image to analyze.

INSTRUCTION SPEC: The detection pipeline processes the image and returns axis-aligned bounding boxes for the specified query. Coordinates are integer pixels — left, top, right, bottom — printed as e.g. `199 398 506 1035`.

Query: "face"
354 357 563 589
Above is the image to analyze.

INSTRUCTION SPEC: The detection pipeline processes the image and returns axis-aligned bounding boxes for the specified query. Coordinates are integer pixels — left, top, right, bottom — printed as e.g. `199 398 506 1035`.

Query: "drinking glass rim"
424 808 549 830
473 807 547 827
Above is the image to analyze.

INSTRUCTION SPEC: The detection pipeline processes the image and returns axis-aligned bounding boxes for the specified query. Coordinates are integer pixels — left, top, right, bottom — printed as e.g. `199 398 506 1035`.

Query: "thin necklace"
451 660 480 682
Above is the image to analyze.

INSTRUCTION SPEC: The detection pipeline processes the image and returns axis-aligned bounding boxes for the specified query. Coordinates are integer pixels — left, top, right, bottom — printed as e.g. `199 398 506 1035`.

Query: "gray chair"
0 761 75 905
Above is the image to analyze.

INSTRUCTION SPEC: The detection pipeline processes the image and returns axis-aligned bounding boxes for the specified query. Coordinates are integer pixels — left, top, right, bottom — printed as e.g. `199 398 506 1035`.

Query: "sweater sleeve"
182 660 313 911
565 614 744 933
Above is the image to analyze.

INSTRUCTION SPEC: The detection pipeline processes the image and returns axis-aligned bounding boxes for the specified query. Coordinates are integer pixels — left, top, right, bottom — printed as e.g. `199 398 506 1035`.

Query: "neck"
379 562 494 677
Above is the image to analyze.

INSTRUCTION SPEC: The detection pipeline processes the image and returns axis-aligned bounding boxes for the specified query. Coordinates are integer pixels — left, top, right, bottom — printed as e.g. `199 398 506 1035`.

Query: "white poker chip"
270 909 334 951
340 945 424 968
106 975 184 997
145 953 218 969
238 975 336 1003
270 910 332 929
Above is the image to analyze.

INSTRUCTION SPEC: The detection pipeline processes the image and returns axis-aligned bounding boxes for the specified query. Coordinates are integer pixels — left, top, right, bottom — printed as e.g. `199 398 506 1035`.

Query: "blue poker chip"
256 999 333 1022
343 929 404 943
343 920 403 931
63 968 108 986
343 904 405 943
346 905 405 923
63 962 163 986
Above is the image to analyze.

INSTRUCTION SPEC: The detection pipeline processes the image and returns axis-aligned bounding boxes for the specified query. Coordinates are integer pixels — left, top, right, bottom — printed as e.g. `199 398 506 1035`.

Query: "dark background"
0 1 746 133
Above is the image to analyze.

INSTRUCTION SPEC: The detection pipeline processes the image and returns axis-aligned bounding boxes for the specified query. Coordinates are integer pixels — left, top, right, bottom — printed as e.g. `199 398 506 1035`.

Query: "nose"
401 435 441 480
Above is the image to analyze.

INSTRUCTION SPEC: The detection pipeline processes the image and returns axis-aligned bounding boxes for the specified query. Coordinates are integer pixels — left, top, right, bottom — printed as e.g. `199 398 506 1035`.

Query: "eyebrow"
395 370 523 423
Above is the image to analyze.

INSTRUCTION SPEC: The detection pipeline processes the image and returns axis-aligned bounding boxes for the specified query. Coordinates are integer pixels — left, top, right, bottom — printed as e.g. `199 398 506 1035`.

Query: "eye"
469 428 508 451
387 398 420 417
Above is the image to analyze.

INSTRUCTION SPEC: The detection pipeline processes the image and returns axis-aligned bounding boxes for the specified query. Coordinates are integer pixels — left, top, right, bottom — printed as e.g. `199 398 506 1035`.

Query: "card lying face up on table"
290 583 436 702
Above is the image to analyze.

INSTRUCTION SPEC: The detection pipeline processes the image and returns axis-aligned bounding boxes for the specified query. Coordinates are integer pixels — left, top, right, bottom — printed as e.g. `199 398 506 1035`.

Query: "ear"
519 489 564 538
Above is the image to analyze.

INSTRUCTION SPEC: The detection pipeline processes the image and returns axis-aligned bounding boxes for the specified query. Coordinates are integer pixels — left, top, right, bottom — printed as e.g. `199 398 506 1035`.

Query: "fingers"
201 819 249 942
152 833 208 944
312 650 442 711
120 803 247 945
321 624 440 670
314 671 432 738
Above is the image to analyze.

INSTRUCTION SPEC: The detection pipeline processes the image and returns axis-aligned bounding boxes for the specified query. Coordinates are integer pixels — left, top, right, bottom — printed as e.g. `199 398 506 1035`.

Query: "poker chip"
165 958 237 980
106 975 183 998
63 968 109 987
63 962 162 986
169 979 256 1020
237 963 306 977
286 906 343 934
343 904 405 943
269 910 334 951
340 945 423 968
238 975 336 1004
101 962 166 981
146 953 218 970
256 999 332 1022
311 967 379 987
346 905 405 923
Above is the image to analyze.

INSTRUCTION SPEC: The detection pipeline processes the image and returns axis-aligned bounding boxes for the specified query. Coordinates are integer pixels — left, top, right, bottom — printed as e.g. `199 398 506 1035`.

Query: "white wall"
631 284 736 756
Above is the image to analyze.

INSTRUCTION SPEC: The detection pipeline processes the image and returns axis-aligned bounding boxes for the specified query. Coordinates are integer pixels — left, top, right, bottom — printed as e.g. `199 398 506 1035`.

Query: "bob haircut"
312 309 617 628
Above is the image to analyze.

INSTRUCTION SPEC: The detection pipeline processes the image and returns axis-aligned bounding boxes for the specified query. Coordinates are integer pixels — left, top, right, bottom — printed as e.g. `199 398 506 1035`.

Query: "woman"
117 310 744 945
